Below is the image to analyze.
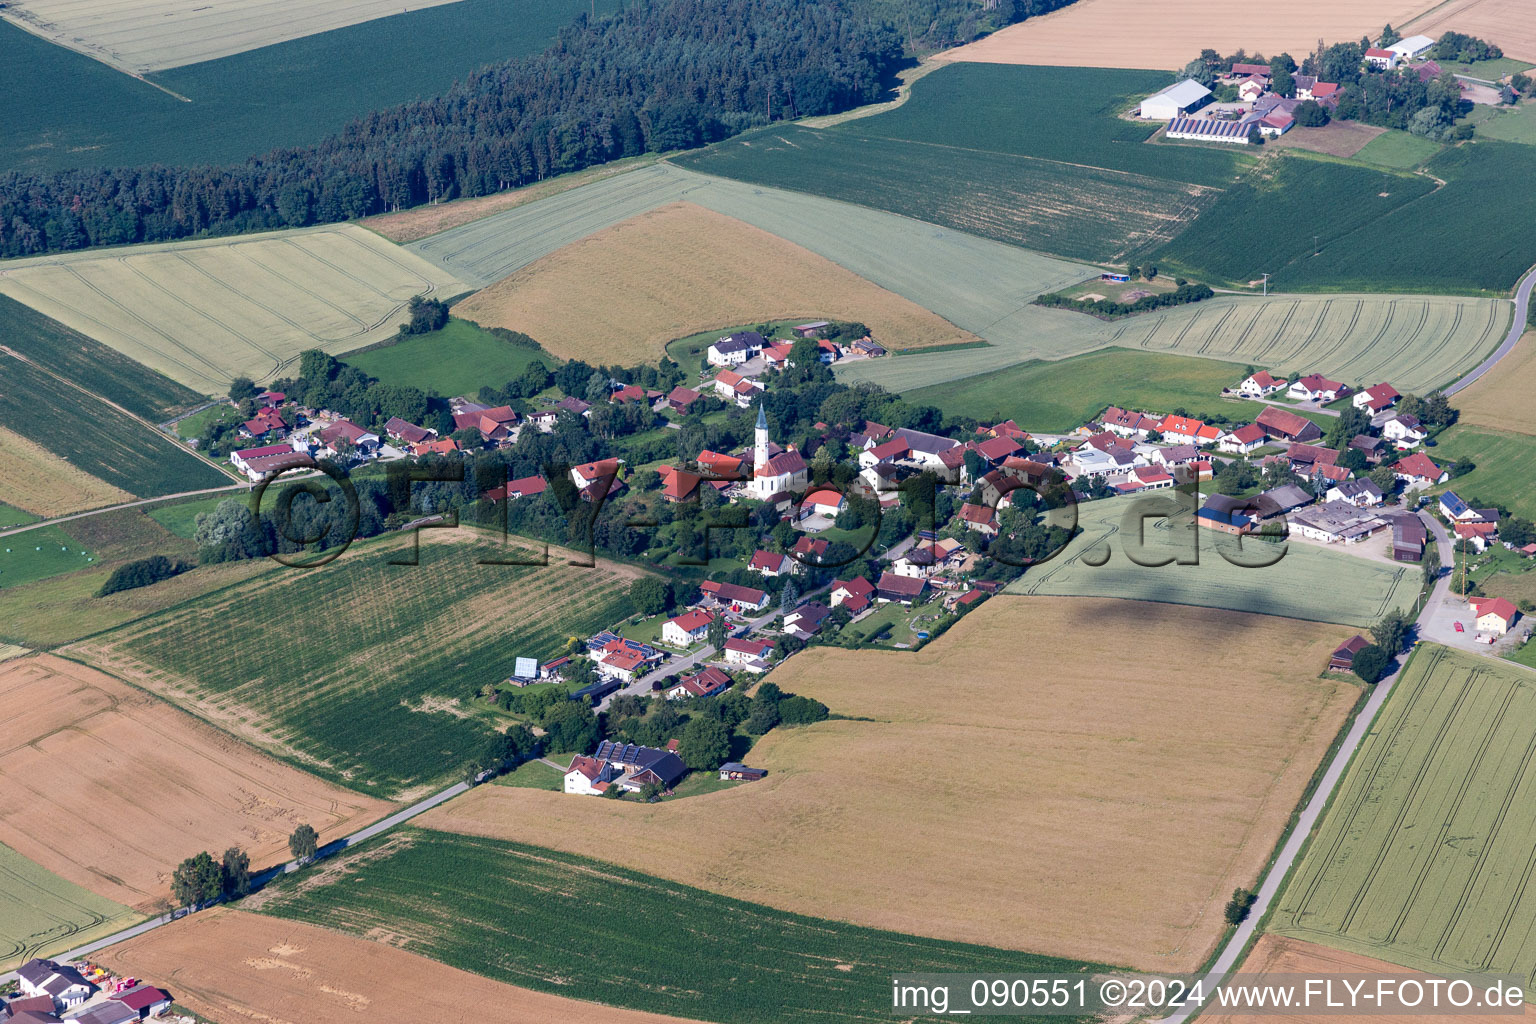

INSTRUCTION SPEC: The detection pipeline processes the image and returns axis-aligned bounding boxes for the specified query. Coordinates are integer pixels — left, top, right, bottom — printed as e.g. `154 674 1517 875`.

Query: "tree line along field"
675 63 1536 296
0 225 471 395
838 292 1508 398
0 655 391 912
0 840 136 971
453 202 979 363
1003 495 1420 627
0 0 609 174
252 826 1109 1024
1271 646 1536 979
0 350 230 497
96 909 710 1024
67 531 644 799
421 597 1357 973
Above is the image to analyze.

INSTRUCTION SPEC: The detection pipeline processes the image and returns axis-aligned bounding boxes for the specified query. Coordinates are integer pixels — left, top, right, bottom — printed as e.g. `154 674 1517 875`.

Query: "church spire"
756 403 767 430
754 402 770 472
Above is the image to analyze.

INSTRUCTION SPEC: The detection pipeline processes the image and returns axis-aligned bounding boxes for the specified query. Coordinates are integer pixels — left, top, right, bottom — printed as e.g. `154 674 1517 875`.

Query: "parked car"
1454 621 1465 633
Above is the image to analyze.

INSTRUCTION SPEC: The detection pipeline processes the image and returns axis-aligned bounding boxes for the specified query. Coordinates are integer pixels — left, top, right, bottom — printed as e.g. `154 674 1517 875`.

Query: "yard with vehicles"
1003 494 1419 627
96 907 706 1024
453 202 977 364
0 654 391 911
0 840 136 971
0 225 470 394
344 319 550 399
0 0 607 173
66 530 645 798
422 597 1358 972
839 292 1506 398
1271 646 1536 980
252 826 1109 1024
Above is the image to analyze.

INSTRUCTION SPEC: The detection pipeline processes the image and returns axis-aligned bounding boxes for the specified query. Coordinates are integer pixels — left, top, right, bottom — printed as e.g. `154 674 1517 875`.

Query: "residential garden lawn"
905 348 1270 433
146 494 234 539
1352 130 1445 169
1428 425 1536 519
66 529 645 798
840 595 948 647
665 319 806 368
1482 560 1536 609
345 318 550 398
0 295 202 421
253 826 1111 1024
1003 494 1420 627
492 759 565 792
1271 645 1536 979
0 0 609 174
0 501 39 528
174 403 239 440
1473 100 1536 146
0 841 137 971
421 597 1358 972
0 526 101 591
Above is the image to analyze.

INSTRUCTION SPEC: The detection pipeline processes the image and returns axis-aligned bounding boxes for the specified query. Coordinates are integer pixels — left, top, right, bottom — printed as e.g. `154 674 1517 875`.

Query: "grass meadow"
345 318 550 398
69 531 641 797
0 502 39 528
1353 130 1446 169
1003 494 1420 627
0 526 101 591
1272 646 1536 978
0 841 136 970
0 352 229 496
0 0 609 174
255 826 1109 1024
1428 426 1536 519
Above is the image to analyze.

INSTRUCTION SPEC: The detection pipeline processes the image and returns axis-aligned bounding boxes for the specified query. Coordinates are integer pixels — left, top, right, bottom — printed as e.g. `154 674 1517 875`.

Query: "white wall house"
1140 79 1212 120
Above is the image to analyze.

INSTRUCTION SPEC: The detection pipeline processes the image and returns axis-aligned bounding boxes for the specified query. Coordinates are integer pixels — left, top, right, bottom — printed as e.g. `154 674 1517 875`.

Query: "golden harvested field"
936 0 1438 69
1203 935 1536 1023
0 225 470 395
423 596 1358 972
453 202 979 362
1403 0 1536 61
1455 330 1536 436
0 425 130 516
96 907 707 1024
0 0 464 73
0 655 392 910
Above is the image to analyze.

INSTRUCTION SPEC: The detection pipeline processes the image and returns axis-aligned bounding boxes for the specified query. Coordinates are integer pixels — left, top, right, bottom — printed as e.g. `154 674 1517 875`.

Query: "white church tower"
754 403 770 475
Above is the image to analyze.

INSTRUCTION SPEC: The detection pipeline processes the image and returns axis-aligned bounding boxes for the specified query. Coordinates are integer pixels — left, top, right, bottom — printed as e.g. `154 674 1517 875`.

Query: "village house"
1218 423 1267 454
1455 520 1499 552
1286 442 1338 475
383 416 435 446
1288 374 1346 403
229 442 315 482
1364 47 1399 69
15 960 95 1011
1256 406 1323 443
1253 483 1315 520
661 608 715 647
666 665 733 699
592 640 647 683
1394 452 1447 489
1197 494 1257 534
1118 465 1175 493
784 601 833 638
1353 383 1401 413
453 404 518 444
748 549 794 576
858 437 910 470
566 741 686 796
316 418 380 459
722 636 775 670
829 576 876 614
876 571 928 605
800 488 846 521
1157 415 1220 447
1100 406 1157 438
958 501 999 535
1327 479 1385 508
111 985 174 1020
1470 597 1519 637
1439 492 1499 526
1350 434 1389 463
712 368 764 407
1381 413 1427 448
1237 371 1287 398
240 404 289 439
707 331 765 367
657 465 702 503
666 385 702 414
700 580 771 612
570 457 623 500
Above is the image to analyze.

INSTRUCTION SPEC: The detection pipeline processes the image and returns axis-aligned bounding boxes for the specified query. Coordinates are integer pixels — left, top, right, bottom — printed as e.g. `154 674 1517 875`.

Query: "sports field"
0 425 130 517
934 0 1437 68
0 655 391 910
68 530 643 798
0 841 135 971
254 827 1107 1022
1271 647 1536 978
1 0 465 72
455 202 978 362
840 292 1507 397
1456 331 1536 436
0 350 231 496
0 225 470 394
1427 426 1536 519
345 319 549 398
98 908 707 1024
1002 495 1419 627
423 597 1356 972
1205 935 1536 1023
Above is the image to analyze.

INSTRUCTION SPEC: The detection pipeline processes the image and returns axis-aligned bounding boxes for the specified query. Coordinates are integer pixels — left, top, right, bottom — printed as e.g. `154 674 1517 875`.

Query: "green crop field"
1272 646 1536 978
840 293 1508 397
907 349 1287 432
70 531 641 797
0 502 39 529
345 319 550 397
173 404 239 441
1428 426 1536 519
255 826 1107 1024
0 295 202 422
0 526 100 591
1003 494 1419 627
1353 131 1445 169
0 0 611 174
0 352 230 497
0 841 137 970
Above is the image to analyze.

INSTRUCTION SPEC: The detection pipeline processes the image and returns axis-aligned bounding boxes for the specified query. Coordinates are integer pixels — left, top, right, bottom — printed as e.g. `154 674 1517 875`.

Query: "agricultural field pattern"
0 225 469 394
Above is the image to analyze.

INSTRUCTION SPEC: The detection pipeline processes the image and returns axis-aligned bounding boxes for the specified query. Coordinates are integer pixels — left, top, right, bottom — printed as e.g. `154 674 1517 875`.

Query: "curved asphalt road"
1445 263 1536 396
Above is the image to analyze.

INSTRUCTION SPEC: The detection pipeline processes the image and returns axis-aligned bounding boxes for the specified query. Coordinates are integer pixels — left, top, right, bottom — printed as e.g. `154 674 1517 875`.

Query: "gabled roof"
1246 371 1281 387
1158 414 1205 437
893 427 960 455
760 450 807 477
698 449 745 480
1256 406 1322 441
383 416 432 444
749 549 789 572
724 636 774 656
1226 423 1266 444
959 502 997 526
1294 373 1343 393
1470 596 1518 623
658 465 702 502
1394 452 1442 478
973 435 1023 461
869 438 910 460
877 572 927 597
701 580 769 605
667 608 715 634
667 385 701 407
832 576 875 600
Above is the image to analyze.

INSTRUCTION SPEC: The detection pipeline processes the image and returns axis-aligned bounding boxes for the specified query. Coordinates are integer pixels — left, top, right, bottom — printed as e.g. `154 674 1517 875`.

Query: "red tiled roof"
1471 597 1518 623
658 465 702 501
1228 424 1266 444
869 438 909 460
959 502 996 525
1394 453 1441 478
749 550 788 572
667 608 715 634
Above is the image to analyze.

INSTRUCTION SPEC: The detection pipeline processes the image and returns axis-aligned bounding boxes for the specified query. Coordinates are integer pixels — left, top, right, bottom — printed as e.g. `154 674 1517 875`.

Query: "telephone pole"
1261 272 1270 296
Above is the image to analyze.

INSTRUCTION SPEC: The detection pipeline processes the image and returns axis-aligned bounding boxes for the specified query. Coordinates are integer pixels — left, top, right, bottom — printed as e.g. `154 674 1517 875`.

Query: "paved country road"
0 781 468 985
1445 262 1536 396
1158 510 1454 1022
0 484 254 539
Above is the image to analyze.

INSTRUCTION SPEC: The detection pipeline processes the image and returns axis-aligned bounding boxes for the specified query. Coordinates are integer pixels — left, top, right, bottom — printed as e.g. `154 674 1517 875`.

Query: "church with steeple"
749 403 808 501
